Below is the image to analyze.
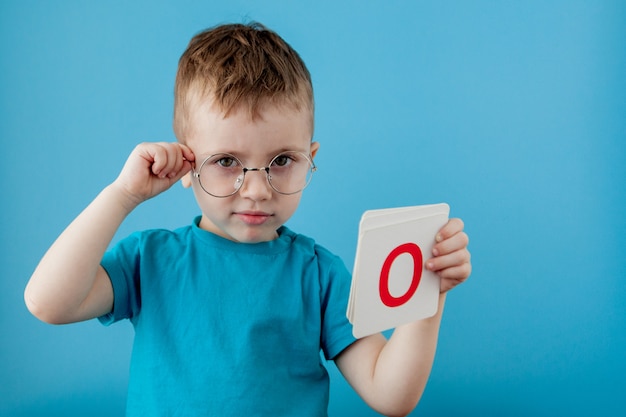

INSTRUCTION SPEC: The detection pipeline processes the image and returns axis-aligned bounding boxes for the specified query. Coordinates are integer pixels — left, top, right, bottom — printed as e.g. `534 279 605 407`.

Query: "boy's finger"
179 143 196 163
144 143 168 177
155 143 184 178
426 247 471 272
163 143 196 178
432 230 469 256
169 156 193 181
439 263 472 292
436 218 464 242
165 145 186 178
438 262 472 282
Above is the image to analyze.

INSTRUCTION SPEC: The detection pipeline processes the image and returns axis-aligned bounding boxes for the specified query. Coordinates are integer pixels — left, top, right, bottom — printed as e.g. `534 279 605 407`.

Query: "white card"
347 203 449 338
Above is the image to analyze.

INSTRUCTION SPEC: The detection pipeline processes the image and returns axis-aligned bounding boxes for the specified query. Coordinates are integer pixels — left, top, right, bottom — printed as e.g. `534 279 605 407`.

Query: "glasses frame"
192 151 317 198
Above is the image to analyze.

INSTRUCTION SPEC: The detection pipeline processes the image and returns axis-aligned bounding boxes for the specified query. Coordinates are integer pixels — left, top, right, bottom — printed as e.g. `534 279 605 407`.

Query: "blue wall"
2 1 625 415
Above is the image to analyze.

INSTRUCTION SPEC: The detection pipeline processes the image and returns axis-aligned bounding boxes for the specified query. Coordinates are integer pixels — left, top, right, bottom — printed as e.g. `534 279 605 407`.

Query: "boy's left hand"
425 218 471 293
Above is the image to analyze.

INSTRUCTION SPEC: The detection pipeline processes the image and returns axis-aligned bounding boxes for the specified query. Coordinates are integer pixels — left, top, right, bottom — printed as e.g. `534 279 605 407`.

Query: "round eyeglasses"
192 151 317 198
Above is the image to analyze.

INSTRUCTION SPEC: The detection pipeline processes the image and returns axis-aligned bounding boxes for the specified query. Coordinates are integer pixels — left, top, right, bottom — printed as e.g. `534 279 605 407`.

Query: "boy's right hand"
25 141 194 325
113 142 195 208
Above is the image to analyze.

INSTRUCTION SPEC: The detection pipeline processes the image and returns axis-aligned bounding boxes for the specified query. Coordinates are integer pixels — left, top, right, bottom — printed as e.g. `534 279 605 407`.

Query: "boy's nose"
238 170 272 200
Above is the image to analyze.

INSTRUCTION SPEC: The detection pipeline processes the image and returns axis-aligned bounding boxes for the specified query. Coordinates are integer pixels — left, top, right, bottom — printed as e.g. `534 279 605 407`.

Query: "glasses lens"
197 154 243 197
267 151 315 194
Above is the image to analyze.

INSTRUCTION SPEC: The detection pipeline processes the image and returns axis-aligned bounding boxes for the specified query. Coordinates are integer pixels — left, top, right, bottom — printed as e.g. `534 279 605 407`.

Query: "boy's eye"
216 156 238 168
272 154 293 167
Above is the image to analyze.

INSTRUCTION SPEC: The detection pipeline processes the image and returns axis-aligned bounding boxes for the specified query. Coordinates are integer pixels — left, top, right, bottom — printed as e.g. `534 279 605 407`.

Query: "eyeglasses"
192 151 317 198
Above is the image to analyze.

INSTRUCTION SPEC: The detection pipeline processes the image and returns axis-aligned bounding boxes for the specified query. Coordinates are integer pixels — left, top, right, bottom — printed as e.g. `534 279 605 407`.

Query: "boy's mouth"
235 211 273 225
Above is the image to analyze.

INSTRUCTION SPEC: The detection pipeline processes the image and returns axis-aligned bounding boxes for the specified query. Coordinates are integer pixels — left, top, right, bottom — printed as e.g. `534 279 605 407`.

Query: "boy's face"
182 100 318 243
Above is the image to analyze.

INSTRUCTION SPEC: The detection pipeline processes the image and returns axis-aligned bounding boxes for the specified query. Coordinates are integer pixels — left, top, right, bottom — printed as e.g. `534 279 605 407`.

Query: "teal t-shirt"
99 217 356 416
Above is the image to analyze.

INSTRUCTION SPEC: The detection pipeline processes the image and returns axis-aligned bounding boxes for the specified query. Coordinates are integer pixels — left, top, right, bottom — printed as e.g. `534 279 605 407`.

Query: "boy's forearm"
341 293 444 417
372 293 446 413
337 294 446 416
25 183 137 324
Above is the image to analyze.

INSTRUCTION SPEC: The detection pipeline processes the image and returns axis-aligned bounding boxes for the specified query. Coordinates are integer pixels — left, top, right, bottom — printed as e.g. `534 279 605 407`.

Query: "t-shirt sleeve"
98 232 142 326
319 253 358 360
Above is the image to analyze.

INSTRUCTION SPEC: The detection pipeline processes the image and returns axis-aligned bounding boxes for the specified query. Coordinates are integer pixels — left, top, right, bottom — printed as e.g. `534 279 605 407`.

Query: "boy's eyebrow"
196 146 312 160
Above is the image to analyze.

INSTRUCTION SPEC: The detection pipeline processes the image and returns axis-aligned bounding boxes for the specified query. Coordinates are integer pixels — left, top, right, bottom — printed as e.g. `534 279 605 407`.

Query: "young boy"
25 23 471 416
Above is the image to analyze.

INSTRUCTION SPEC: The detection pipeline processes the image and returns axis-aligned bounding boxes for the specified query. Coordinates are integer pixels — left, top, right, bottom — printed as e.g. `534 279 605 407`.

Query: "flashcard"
347 203 449 338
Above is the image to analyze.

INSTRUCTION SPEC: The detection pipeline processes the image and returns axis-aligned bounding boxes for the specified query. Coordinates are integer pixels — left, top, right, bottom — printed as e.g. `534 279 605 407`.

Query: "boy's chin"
199 216 279 243
232 228 279 243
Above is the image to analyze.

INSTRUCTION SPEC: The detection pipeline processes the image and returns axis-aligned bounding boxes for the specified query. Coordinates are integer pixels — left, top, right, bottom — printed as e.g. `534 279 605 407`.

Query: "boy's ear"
181 171 193 188
310 141 320 159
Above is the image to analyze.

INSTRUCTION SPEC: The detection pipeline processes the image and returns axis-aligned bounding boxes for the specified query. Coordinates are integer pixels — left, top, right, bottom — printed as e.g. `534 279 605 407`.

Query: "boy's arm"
335 297 445 417
335 219 470 417
24 142 194 324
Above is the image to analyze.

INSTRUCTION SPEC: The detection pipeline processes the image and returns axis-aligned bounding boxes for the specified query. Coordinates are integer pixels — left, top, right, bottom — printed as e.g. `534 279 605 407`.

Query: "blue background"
2 1 625 415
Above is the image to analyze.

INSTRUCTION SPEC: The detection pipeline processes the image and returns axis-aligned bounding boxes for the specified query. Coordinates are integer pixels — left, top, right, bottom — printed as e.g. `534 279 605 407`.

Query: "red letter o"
379 243 423 308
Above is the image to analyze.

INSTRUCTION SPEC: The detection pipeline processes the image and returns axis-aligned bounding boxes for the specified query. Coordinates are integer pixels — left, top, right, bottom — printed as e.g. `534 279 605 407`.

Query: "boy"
25 23 471 416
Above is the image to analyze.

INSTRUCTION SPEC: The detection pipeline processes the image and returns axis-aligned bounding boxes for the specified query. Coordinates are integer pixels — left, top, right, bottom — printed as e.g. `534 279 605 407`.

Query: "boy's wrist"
105 182 143 214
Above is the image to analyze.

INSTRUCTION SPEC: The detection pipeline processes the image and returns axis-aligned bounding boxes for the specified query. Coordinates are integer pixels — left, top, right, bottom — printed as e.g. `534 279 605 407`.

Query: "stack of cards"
347 203 450 338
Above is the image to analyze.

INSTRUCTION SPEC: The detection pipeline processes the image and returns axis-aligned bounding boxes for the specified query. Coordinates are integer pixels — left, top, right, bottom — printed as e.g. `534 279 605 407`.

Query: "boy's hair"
173 22 314 142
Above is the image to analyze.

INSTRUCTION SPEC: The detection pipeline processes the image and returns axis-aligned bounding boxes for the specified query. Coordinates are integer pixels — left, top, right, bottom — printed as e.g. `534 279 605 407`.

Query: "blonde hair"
173 22 314 142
